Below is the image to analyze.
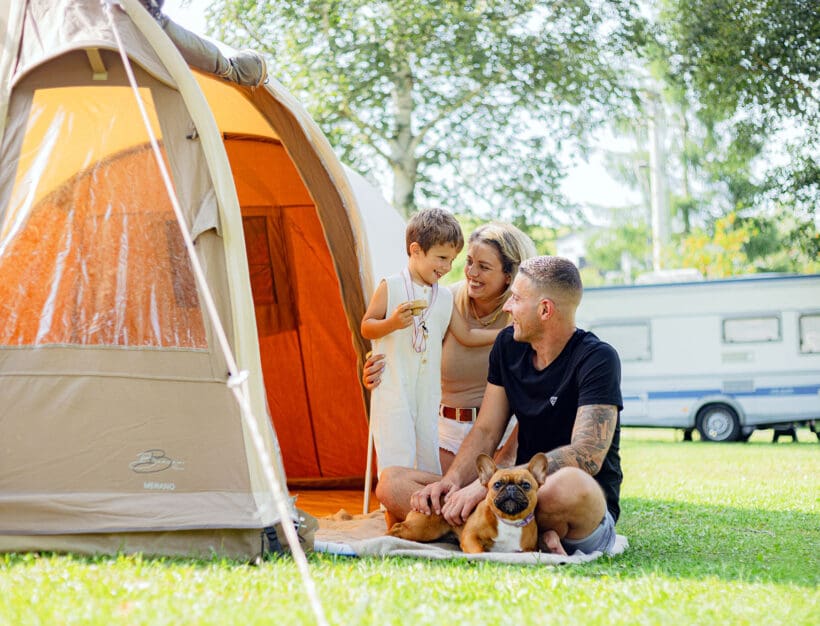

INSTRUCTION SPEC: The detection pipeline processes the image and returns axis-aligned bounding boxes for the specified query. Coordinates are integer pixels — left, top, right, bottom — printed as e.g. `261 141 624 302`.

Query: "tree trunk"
647 91 668 272
680 108 692 234
389 64 417 216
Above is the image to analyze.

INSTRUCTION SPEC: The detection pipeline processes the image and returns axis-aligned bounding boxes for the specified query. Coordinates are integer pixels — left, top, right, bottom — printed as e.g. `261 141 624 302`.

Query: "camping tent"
0 0 405 558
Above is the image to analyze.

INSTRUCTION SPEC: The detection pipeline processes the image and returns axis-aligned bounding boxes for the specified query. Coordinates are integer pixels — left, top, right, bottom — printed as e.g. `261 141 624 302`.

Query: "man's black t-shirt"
487 326 624 521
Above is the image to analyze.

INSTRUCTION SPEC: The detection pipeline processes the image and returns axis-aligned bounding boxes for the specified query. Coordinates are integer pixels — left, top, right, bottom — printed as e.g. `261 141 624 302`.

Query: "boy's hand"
387 302 415 332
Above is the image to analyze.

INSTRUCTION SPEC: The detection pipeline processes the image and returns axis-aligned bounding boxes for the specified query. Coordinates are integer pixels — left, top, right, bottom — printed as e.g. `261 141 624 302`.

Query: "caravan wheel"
696 405 741 442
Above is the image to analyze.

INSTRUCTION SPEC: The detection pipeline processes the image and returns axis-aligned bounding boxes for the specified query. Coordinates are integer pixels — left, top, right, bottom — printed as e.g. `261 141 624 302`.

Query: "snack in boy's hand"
408 299 428 316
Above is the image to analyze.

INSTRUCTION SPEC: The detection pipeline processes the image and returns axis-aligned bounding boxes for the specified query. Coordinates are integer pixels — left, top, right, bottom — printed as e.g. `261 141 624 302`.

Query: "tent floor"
291 489 381 519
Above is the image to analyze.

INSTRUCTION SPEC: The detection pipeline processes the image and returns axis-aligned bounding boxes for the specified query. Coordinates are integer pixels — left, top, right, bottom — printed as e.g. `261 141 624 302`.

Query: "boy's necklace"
469 298 505 327
402 268 437 353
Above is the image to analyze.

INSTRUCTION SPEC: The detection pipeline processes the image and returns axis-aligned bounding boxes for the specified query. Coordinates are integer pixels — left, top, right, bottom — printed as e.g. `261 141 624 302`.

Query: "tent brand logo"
549 396 558 406
143 481 176 491
130 449 185 474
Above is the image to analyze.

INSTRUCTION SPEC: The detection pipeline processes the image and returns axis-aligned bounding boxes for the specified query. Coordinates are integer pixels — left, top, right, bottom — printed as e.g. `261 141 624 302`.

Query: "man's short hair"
519 256 583 308
405 208 464 254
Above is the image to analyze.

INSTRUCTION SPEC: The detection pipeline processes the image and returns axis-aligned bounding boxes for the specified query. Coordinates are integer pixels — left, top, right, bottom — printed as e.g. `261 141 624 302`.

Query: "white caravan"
576 274 820 441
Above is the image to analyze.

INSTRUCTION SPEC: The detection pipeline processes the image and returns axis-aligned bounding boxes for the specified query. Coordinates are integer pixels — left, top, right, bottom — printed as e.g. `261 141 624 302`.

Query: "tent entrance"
225 137 369 485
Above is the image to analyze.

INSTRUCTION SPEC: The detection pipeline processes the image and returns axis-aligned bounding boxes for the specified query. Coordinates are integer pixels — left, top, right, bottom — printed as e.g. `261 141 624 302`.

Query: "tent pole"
363 419 374 515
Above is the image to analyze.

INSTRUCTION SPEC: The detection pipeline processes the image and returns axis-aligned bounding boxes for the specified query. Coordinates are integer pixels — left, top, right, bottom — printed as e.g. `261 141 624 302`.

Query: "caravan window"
590 323 651 361
799 313 820 353
722 316 780 343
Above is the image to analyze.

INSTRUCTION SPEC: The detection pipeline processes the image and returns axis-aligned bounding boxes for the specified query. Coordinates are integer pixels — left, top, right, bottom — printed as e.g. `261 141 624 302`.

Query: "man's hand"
441 480 487 526
410 478 458 515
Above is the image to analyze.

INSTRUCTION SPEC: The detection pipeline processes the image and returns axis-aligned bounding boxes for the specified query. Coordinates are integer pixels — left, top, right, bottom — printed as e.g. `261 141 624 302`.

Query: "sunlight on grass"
1 432 818 625
621 430 817 512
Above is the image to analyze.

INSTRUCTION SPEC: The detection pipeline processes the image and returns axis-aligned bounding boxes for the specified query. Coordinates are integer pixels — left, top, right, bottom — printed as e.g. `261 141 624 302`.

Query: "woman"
363 221 537 473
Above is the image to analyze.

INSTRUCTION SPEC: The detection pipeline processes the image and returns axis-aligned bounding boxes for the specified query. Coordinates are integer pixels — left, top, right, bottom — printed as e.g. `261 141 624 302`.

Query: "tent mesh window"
0 85 206 349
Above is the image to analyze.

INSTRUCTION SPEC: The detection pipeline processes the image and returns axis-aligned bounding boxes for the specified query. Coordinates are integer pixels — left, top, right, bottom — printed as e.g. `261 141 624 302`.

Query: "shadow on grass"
583 497 820 587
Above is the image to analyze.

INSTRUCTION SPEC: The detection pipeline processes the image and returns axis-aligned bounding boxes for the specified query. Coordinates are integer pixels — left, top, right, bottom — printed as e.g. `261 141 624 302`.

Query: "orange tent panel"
225 138 369 481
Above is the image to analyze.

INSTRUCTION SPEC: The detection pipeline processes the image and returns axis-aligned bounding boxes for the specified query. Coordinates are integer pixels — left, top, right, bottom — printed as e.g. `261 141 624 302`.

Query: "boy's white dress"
370 274 452 476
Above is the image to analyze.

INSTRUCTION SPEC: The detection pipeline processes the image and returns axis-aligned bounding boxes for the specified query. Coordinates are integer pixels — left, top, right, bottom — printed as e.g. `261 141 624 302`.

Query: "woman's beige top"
440 282 508 409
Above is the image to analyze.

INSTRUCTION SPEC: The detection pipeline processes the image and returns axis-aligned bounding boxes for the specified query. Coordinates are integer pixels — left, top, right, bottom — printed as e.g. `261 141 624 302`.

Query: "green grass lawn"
2 430 818 625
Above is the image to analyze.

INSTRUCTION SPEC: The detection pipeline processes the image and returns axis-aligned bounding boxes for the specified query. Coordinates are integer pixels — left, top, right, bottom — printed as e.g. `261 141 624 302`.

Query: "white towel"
314 510 628 565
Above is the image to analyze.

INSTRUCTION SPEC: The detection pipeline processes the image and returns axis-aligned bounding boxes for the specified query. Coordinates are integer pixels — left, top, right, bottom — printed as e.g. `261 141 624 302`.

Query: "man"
376 256 623 555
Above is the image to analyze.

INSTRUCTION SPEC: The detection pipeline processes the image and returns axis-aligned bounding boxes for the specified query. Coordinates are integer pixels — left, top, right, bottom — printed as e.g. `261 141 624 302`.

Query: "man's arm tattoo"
546 405 617 475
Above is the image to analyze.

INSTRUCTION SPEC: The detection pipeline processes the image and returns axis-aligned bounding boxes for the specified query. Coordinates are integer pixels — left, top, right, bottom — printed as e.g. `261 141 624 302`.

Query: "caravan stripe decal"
623 385 820 402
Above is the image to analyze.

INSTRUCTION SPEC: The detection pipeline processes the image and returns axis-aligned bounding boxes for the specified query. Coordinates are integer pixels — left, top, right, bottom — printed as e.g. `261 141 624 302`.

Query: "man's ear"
540 298 555 318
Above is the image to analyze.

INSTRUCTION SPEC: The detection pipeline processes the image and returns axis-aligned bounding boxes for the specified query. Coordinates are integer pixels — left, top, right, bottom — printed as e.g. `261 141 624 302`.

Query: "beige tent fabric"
0 6 256 541
0 1 25 138
0 530 264 561
0 0 406 558
16 0 175 88
124 0 289 516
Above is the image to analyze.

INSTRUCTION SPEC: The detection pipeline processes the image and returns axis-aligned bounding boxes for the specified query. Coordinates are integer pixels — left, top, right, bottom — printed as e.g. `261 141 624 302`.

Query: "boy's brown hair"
405 208 464 255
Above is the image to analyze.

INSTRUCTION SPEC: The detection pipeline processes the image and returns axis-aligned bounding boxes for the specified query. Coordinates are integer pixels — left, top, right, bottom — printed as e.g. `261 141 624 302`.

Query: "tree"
658 0 819 219
582 204 652 283
207 0 644 219
665 209 819 278
670 212 758 278
738 207 820 274
593 0 818 274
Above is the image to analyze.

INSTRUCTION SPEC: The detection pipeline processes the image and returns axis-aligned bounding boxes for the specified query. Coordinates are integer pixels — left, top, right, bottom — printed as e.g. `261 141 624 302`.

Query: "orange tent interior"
225 136 370 484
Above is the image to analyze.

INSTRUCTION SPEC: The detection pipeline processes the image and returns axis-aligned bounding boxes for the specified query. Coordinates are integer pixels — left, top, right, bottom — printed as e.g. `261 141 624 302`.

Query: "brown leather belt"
439 405 478 423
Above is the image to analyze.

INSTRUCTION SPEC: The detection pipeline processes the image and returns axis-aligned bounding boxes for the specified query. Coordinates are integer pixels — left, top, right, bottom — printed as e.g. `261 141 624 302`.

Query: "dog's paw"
386 521 408 537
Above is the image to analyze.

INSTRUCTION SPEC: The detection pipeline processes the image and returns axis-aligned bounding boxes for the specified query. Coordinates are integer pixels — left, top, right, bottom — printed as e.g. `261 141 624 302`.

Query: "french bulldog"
388 452 548 553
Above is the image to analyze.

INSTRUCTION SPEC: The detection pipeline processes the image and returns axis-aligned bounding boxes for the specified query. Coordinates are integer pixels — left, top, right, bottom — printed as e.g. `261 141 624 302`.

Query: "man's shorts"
560 510 617 555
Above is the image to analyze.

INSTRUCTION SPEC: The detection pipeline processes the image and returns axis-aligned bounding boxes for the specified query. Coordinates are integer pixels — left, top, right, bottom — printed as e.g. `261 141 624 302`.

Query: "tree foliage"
202 0 818 275
585 206 652 281
661 0 818 124
590 0 818 277
207 0 644 219
669 213 757 278
658 0 819 217
665 209 819 278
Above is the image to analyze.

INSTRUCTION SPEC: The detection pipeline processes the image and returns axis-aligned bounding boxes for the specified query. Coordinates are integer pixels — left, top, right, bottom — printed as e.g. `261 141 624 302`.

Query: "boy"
361 208 499 477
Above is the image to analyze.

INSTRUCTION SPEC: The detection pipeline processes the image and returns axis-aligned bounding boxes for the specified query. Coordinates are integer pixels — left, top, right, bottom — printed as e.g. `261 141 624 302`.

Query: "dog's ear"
475 453 497 486
527 453 549 486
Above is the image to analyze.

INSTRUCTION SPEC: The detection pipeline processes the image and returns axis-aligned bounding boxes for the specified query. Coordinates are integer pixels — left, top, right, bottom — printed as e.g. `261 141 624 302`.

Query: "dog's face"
476 453 548 520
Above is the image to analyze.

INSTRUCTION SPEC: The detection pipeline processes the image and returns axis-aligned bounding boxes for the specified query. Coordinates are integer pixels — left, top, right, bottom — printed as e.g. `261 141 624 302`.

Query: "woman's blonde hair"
454 222 537 318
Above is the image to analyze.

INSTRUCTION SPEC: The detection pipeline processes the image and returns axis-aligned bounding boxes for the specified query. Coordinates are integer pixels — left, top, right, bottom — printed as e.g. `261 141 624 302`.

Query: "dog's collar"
497 511 535 528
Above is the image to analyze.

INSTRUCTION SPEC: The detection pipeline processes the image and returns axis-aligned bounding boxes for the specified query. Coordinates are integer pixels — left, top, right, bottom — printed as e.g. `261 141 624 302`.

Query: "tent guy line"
104 2 328 625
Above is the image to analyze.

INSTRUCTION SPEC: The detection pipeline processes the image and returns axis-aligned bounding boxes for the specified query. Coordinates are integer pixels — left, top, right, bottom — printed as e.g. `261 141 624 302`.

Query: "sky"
162 0 638 213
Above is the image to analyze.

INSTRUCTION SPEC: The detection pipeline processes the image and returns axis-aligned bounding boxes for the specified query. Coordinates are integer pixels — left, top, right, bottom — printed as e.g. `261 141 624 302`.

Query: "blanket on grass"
314 510 628 565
